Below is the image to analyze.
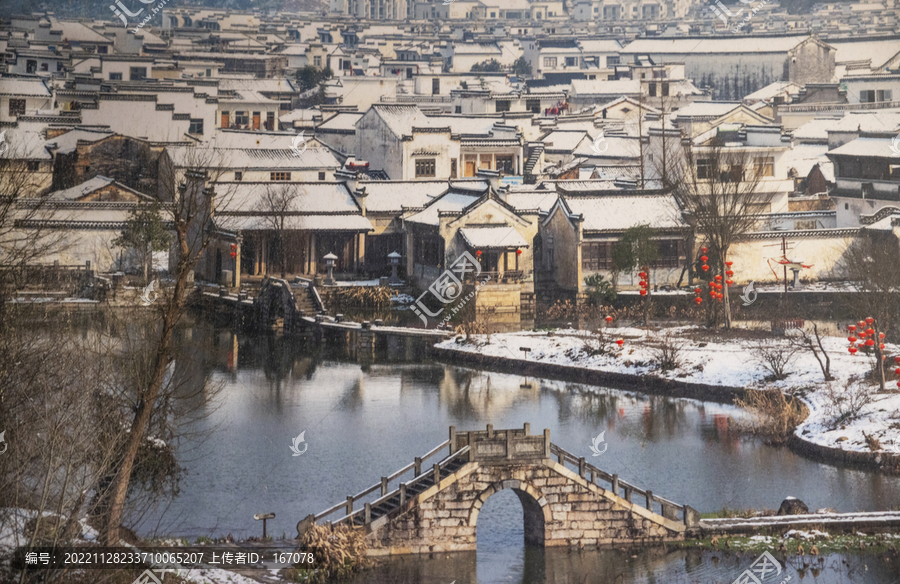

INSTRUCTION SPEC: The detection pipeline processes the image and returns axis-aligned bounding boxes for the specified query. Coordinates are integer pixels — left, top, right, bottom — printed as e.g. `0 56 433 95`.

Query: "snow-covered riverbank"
435 326 900 458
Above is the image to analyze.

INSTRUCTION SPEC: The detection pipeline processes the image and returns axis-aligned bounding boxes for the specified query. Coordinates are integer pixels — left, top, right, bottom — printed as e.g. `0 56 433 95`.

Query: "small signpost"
254 512 276 539
520 347 531 388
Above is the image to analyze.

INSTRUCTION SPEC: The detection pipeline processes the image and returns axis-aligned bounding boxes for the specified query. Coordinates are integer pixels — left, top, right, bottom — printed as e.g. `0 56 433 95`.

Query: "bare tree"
668 141 769 328
255 183 301 278
98 147 235 545
0 135 69 309
838 229 900 328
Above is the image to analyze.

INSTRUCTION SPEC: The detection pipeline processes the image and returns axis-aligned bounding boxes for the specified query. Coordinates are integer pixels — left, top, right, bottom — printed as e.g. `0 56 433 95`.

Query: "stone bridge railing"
300 424 699 542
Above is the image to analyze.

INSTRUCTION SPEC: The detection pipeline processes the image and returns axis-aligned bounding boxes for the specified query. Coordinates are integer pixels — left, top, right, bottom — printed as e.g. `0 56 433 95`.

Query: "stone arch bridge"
298 425 699 555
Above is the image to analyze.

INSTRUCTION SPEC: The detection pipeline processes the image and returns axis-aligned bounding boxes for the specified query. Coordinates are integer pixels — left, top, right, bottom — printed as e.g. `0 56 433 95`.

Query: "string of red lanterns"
229 243 237 259
699 247 709 272
847 318 892 388
638 268 649 297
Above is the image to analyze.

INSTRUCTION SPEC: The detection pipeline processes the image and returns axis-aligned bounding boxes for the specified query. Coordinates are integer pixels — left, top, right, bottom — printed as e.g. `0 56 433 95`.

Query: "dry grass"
736 388 806 444
287 523 370 583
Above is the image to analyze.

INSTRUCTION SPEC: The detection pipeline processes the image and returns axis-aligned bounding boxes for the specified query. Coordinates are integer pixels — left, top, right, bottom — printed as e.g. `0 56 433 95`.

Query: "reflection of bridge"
298 425 697 555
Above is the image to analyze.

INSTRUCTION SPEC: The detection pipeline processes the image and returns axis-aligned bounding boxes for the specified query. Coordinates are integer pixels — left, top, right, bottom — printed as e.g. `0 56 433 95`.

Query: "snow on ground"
436 326 900 455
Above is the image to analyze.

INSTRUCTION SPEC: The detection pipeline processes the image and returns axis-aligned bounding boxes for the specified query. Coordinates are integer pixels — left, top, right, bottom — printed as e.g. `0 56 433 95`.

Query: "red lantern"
605 315 613 322
859 331 867 338
894 356 900 364
858 321 867 329
849 346 858 354
895 368 900 375
866 328 875 336
848 325 857 331
639 281 648 288
881 344 886 350
694 287 702 294
726 270 734 276
516 249 522 255
701 265 709 271
896 381 900 389
640 289 648 296
725 261 733 266
848 336 858 343
695 297 703 304
700 255 708 262
638 271 647 279
879 332 885 339
715 275 722 281
726 279 734 286
866 317 875 324
476 250 482 257
866 339 876 347
616 339 624 346
701 247 708 253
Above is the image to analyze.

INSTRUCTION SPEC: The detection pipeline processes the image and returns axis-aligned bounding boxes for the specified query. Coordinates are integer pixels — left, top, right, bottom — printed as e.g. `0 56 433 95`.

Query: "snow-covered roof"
621 35 811 55
562 194 683 232
405 192 480 226
46 129 115 155
781 144 830 178
367 104 442 137
167 146 340 170
503 191 559 213
360 180 448 213
222 181 362 214
576 39 624 53
222 214 373 232
458 226 528 249
674 101 741 120
49 19 111 43
569 79 641 96
827 136 898 158
218 77 298 93
541 130 590 152
828 37 900 68
318 112 364 131
46 176 147 201
743 81 803 102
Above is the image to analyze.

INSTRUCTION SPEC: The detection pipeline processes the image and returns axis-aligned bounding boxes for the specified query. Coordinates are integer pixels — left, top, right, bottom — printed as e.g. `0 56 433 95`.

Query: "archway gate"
298 425 699 556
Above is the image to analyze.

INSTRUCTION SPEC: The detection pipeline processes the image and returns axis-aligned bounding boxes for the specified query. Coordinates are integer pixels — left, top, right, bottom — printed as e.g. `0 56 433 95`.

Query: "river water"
145 323 900 583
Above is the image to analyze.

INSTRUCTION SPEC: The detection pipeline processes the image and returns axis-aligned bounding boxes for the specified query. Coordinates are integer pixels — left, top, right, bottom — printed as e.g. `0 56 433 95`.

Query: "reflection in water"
145 323 900 583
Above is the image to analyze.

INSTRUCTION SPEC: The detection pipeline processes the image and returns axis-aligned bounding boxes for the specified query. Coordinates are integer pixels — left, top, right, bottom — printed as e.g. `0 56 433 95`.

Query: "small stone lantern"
388 250 402 285
323 252 337 285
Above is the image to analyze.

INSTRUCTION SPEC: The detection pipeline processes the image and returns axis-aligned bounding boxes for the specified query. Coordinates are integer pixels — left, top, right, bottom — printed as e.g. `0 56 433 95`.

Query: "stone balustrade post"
433 463 440 485
381 477 388 496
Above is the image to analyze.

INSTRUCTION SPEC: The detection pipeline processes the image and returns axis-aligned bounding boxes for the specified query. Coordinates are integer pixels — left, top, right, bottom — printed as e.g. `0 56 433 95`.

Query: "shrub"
752 341 798 380
649 332 685 372
584 273 617 303
824 379 873 428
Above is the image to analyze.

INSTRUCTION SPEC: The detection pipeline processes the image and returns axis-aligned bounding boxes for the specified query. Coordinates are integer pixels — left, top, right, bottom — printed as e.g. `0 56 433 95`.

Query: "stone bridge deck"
299 425 699 556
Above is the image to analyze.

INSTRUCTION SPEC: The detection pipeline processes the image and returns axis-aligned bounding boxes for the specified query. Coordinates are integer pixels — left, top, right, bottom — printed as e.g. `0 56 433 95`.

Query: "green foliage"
112 201 172 281
471 59 502 72
611 224 659 274
296 65 334 92
512 56 531 77
584 273 616 303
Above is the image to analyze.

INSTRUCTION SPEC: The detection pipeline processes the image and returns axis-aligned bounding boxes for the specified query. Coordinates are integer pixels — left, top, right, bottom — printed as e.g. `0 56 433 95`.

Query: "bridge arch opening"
469 480 550 547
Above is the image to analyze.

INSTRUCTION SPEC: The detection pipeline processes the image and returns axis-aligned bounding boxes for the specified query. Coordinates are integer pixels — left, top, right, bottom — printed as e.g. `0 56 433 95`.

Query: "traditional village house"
538 184 688 298
12 176 158 273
